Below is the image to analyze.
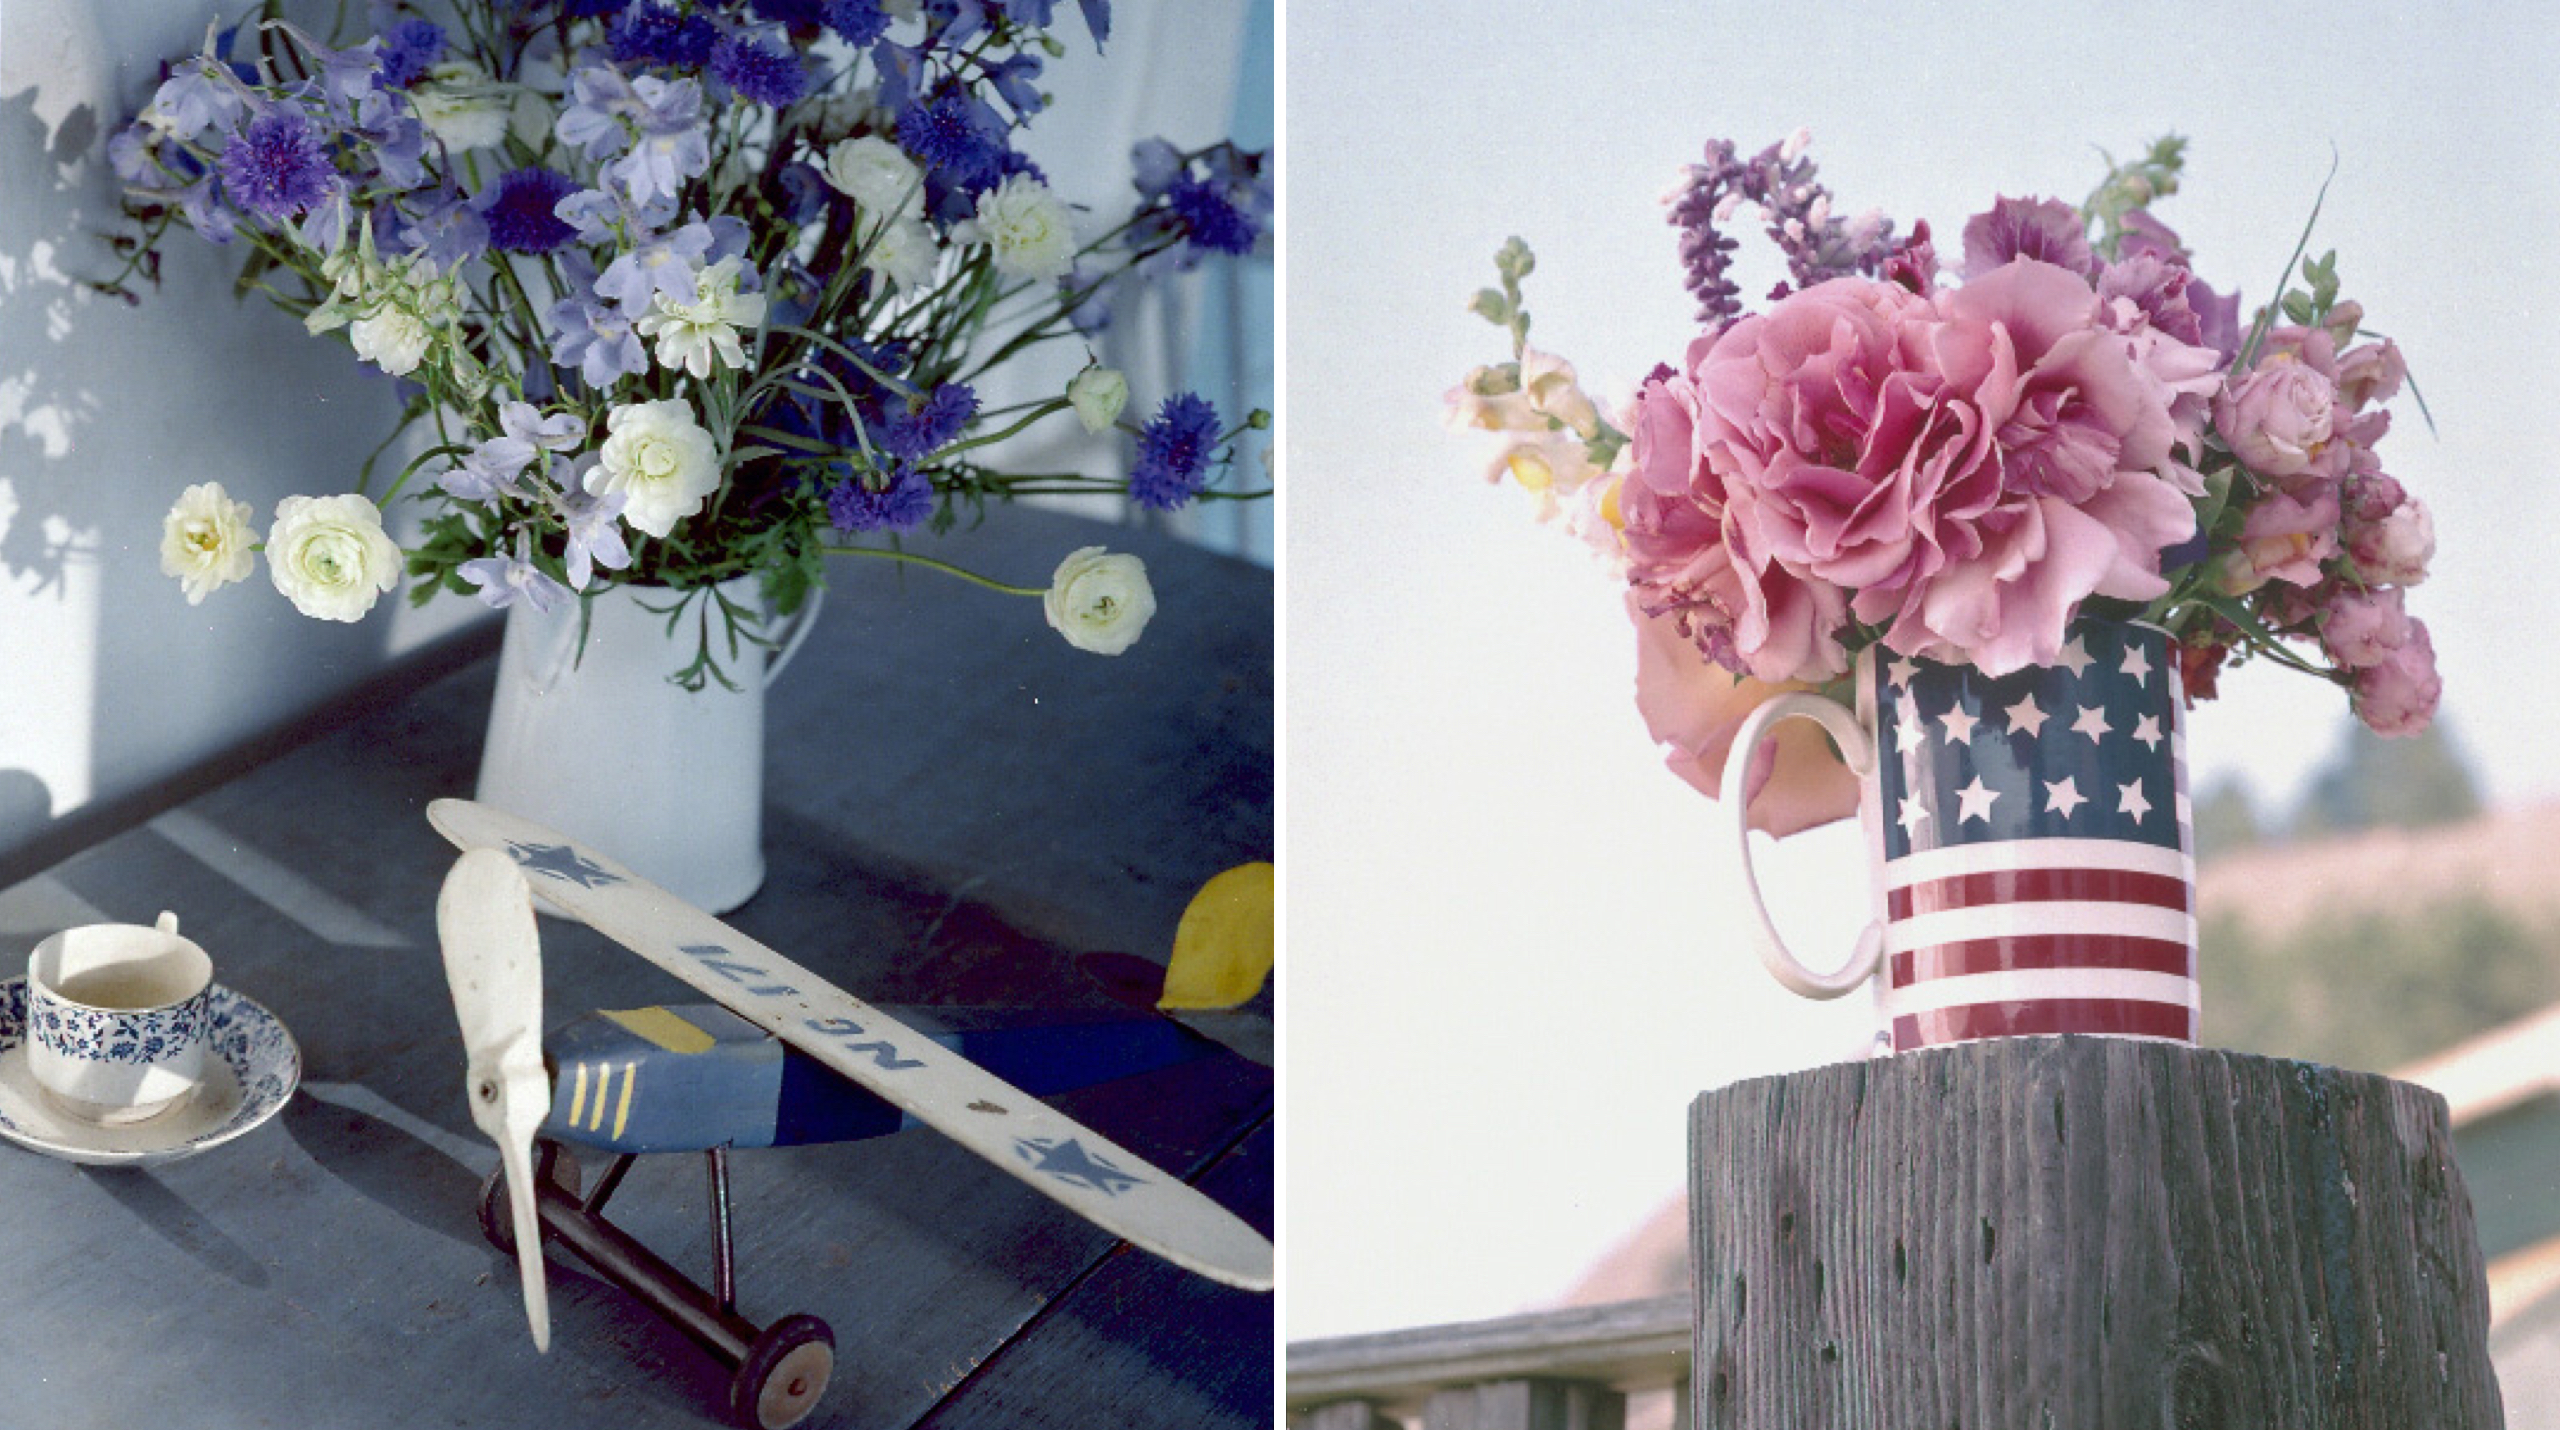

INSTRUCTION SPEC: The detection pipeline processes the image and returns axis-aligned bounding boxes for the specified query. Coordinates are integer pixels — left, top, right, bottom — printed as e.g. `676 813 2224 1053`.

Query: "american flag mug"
1722 618 2199 1054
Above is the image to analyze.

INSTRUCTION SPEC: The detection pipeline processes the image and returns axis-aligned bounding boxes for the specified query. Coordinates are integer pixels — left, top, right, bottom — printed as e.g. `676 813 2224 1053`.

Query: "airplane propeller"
437 848 554 1352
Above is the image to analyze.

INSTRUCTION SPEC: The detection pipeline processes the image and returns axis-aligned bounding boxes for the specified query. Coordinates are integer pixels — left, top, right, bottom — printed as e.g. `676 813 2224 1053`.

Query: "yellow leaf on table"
1160 862 1275 1010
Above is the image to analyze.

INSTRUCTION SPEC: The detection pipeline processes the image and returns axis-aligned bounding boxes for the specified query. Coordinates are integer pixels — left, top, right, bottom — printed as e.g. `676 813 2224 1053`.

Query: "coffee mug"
1723 618 2199 1053
27 912 215 1124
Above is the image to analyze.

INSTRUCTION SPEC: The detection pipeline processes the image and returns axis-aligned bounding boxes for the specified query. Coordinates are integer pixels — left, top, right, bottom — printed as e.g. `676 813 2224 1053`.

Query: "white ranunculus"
637 256 768 379
1043 546 1156 656
591 399 720 539
160 482 256 605
960 174 1078 282
823 135 922 220
412 61 514 152
266 494 402 622
1067 365 1128 435
348 306 432 376
861 215 939 291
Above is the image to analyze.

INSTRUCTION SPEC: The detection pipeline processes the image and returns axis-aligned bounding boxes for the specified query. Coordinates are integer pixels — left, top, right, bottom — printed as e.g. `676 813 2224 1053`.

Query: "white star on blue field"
1015 1136 1144 1196
506 840 624 888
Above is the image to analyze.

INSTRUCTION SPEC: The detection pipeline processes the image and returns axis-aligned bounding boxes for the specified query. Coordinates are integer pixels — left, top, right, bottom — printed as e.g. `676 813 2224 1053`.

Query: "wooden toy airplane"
428 800 1273 1430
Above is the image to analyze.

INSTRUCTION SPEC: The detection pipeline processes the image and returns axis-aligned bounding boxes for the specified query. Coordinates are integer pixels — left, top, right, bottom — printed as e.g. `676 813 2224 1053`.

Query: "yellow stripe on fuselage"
601 1005 718 1055
568 1061 589 1127
614 1060 637 1140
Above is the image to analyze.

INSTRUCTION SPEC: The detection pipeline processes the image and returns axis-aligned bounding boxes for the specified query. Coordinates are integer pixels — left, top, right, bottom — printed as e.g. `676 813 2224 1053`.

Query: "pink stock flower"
2319 584 2412 669
2352 617 2440 737
2225 486 2341 592
1629 594 1860 835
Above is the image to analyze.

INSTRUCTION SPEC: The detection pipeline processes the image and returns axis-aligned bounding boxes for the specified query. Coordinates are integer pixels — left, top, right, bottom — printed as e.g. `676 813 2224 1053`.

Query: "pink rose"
2352 618 2440 737
2346 490 2433 586
2334 338 2406 412
1629 594 1861 835
2215 353 2336 478
2319 584 2411 669
2224 487 2341 593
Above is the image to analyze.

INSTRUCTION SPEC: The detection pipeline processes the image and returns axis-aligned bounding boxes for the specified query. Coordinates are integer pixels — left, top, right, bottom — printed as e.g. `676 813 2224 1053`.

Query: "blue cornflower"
878 382 979 461
610 3 717 69
825 0 890 45
710 35 809 108
376 20 446 88
1127 393 1221 511
1168 175 1258 255
826 466 934 533
478 167 580 254
895 88 1007 192
217 109 337 222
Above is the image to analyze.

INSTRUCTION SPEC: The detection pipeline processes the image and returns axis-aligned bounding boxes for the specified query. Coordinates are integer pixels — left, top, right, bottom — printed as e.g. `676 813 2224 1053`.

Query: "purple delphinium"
555 485 633 589
547 257 653 386
595 218 716 307
605 76 711 207
877 382 979 461
1127 393 1220 511
610 3 717 69
983 53 1044 118
826 465 934 533
398 186 491 269
376 20 447 88
218 109 338 222
1058 260 1113 336
1129 136 1181 199
146 63 244 141
559 64 645 158
1960 195 2096 280
711 34 810 108
478 167 580 254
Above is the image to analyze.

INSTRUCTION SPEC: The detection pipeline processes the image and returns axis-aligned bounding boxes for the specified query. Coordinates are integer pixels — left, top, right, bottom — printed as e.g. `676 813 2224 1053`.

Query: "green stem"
822 545 1045 596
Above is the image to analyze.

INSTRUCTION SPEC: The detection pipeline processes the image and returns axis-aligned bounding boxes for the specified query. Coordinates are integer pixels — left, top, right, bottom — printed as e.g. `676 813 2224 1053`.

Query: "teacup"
26 912 215 1125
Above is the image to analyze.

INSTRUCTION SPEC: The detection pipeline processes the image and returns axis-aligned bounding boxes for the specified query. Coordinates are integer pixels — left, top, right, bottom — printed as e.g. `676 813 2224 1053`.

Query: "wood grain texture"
1689 1038 2506 1429
0 509 1271 1430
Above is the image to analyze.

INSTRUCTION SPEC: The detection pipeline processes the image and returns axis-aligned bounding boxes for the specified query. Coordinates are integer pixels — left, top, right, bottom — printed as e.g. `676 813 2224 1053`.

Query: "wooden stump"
1689 1037 2506 1428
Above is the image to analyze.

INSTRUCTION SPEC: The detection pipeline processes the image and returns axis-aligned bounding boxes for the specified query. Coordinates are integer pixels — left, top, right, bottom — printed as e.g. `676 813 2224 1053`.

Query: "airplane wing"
427 799 1273 1292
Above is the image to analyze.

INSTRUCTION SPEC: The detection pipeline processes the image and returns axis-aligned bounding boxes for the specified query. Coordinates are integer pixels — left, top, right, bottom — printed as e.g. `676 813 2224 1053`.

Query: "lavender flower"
595 219 716 308
477 167 580 254
376 20 446 89
1127 393 1220 510
712 34 811 108
878 382 979 461
459 555 573 612
827 465 934 532
555 484 632 589
218 109 338 222
1665 133 1898 327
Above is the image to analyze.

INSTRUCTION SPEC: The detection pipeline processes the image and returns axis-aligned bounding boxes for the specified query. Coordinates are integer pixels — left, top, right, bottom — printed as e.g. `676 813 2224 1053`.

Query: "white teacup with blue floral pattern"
27 912 214 1125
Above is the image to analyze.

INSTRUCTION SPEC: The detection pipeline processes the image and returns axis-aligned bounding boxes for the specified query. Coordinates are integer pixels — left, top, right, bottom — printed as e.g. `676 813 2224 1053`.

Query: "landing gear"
476 1139 840 1429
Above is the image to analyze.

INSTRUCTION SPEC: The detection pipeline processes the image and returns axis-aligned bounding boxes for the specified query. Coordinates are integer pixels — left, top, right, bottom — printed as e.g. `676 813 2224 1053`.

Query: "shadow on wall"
0 2 477 869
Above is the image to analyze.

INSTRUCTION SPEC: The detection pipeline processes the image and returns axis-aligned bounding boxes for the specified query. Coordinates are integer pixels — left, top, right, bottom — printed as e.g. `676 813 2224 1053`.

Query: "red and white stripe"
1878 835 2198 1052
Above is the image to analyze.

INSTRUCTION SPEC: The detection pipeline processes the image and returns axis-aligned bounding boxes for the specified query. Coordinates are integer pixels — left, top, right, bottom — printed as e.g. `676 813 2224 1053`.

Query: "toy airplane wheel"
731 1313 834 1430
476 1140 581 1253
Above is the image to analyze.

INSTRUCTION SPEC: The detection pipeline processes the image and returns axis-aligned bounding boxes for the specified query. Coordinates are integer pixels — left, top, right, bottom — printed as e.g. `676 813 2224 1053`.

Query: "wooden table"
0 509 1274 1429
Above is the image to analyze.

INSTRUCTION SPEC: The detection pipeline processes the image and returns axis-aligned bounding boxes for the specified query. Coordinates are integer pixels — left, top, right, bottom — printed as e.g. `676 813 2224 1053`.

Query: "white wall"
0 0 485 863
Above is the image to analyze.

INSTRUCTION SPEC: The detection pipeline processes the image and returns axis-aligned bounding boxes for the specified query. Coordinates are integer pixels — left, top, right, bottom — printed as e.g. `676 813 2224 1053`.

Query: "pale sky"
1282 1 2560 1342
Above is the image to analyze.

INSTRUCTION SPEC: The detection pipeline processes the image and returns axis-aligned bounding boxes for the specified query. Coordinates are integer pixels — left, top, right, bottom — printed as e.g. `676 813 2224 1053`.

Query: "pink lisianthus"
2334 337 2407 412
2318 583 2412 668
2351 617 2441 736
2346 487 2434 586
1629 594 1861 835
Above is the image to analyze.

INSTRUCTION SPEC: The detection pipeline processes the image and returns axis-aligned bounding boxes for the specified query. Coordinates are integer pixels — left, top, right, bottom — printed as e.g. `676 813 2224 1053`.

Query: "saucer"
0 976 300 1168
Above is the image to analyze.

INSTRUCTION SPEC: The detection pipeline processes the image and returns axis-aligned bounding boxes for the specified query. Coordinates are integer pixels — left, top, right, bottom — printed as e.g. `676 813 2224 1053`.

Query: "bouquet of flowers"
107 0 1272 684
1447 133 2437 833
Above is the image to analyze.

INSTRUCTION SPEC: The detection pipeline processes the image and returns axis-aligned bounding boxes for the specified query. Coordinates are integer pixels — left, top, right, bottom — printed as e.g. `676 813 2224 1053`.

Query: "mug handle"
1720 691 1886 1000
764 583 825 689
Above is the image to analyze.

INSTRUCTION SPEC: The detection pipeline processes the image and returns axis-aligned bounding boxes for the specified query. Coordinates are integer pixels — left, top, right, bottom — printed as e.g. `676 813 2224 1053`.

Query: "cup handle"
155 911 179 937
1720 691 1885 1000
764 582 825 690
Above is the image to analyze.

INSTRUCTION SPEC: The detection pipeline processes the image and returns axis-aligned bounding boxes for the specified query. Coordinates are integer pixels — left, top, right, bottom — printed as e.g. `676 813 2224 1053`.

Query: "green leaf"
2281 291 2315 324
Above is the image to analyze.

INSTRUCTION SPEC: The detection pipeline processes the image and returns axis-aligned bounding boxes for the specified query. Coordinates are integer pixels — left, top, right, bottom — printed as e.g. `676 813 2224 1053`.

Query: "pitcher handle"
1720 691 1886 1000
764 583 825 689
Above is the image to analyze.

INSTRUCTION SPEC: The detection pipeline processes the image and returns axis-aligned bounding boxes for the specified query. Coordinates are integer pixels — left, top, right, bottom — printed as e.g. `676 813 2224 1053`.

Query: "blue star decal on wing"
506 840 623 889
1014 1136 1143 1197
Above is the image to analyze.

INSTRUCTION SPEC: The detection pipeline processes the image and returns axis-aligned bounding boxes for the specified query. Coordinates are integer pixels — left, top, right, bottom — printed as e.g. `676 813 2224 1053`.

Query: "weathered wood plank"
1690 1037 2506 1428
